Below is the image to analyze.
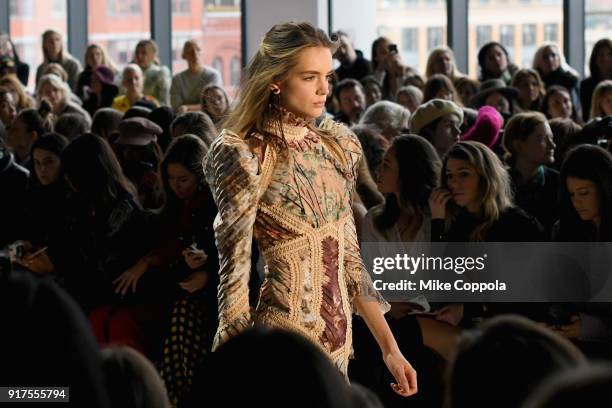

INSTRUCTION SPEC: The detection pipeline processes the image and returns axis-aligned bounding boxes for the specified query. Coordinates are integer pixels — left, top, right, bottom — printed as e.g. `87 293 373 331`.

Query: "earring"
271 87 280 95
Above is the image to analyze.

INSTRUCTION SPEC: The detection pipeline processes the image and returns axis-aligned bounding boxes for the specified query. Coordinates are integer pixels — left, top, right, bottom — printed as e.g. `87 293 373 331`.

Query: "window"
10 0 67 90
172 0 190 14
476 25 492 48
401 28 418 67
9 0 33 18
107 0 142 16
469 0 562 76
585 0 612 76
212 57 223 79
374 0 447 74
427 27 444 51
544 23 558 42
89 0 150 70
230 56 241 87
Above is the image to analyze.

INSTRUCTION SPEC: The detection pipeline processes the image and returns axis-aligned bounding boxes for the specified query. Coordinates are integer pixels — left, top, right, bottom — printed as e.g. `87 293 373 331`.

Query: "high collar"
264 106 320 149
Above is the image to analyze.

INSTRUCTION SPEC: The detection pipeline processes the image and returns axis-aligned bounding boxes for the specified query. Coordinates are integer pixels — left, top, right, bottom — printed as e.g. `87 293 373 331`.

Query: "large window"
172 0 241 95
375 0 447 74
585 0 612 76
468 0 563 77
10 0 67 91
89 0 150 72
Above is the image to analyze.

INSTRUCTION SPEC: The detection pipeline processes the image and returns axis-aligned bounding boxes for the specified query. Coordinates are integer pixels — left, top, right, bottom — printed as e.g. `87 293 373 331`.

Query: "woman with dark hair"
14 133 69 275
423 74 463 106
429 141 543 242
48 133 165 358
512 68 546 112
6 99 55 167
0 32 30 86
35 30 82 90
477 42 518 85
581 38 612 120
555 144 612 242
361 75 383 107
0 86 17 128
542 85 581 124
91 107 123 142
82 66 120 116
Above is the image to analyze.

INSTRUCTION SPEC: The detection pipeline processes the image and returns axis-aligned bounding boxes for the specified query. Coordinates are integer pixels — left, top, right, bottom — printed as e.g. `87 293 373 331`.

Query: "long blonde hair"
84 44 119 74
590 80 612 120
425 46 464 82
221 21 337 141
442 141 514 241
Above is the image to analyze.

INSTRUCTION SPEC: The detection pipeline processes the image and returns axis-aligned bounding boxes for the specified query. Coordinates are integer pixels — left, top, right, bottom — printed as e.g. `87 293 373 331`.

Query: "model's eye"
304 76 315 81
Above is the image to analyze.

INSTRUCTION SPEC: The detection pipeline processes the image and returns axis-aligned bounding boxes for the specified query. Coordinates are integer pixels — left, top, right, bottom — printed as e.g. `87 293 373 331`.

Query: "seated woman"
395 85 423 113
133 40 171 106
46 133 165 358
112 64 159 113
471 78 520 121
200 84 229 126
502 112 559 235
589 80 612 120
82 66 119 116
113 117 164 210
37 73 91 125
0 86 17 128
6 100 55 168
423 74 463 107
76 44 119 100
0 74 34 111
426 46 466 88
542 85 581 124
410 98 463 158
35 30 81 91
477 42 519 85
512 68 546 112
13 133 69 275
580 38 612 120
429 141 543 243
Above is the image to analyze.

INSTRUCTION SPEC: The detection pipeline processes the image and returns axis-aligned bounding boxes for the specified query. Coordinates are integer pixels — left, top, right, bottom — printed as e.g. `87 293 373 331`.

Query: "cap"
116 117 162 146
410 99 463 134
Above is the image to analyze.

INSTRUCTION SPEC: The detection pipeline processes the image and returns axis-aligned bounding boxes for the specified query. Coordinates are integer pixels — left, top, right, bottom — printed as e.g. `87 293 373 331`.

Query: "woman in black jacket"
580 38 612 120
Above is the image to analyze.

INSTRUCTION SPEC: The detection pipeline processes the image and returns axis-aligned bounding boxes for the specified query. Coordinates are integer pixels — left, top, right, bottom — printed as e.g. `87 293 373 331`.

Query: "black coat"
0 151 29 247
335 50 372 82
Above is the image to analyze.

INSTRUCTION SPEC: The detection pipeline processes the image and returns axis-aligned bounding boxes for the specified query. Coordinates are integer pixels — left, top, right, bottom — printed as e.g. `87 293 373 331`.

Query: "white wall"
244 0 329 61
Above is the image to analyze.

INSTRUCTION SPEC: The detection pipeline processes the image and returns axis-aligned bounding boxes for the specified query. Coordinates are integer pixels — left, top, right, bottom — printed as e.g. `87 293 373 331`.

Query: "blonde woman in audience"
111 64 159 113
76 44 119 99
0 75 34 111
589 80 612 119
396 85 423 114
37 74 90 124
425 46 466 85
35 30 82 90
133 39 171 106
512 68 546 112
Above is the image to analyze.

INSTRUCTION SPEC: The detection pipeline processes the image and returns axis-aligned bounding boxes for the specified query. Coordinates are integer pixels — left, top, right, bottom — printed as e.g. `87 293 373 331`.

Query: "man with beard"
334 78 366 126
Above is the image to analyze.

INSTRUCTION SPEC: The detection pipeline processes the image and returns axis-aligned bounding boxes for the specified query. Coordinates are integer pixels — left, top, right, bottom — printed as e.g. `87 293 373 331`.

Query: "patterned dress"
205 111 389 377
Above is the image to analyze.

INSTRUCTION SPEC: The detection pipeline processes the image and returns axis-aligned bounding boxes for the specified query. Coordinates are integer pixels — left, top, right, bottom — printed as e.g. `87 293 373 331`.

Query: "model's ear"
269 83 281 94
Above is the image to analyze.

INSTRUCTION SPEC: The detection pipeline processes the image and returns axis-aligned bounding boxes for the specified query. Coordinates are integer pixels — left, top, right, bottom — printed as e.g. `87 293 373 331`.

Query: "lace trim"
263 106 320 150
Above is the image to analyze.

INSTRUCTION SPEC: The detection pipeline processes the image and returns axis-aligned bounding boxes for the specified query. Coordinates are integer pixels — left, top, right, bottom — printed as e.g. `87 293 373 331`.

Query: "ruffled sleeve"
204 130 262 350
320 120 391 315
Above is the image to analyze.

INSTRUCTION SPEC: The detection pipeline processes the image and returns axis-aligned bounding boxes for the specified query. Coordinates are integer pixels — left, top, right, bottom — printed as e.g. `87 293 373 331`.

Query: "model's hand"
384 349 418 397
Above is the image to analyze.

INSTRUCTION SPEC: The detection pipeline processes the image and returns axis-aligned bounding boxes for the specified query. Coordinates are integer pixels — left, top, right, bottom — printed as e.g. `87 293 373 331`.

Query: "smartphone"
388 43 398 53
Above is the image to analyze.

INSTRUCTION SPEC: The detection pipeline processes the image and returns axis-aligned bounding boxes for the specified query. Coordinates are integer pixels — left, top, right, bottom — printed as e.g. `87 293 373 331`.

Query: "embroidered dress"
205 110 389 377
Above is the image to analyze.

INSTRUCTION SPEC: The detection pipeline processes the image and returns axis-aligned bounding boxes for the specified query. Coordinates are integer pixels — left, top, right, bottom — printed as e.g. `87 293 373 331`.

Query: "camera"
388 43 398 54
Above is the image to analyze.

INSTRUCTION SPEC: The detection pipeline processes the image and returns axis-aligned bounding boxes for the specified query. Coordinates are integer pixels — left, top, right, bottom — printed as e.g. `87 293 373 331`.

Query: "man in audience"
334 78 366 126
333 31 372 82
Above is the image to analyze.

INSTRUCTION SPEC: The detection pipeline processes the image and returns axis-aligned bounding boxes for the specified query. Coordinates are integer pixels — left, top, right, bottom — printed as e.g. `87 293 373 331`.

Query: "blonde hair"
532 42 579 77
396 85 423 108
442 141 514 241
502 111 548 165
84 44 119 74
221 21 337 142
41 30 66 62
425 46 464 82
37 73 70 106
590 80 612 119
40 62 68 83
0 74 34 110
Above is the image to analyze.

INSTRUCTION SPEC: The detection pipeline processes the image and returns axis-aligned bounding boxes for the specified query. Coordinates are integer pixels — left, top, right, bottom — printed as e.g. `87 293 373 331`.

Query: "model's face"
277 46 332 120
135 45 155 68
599 90 612 116
547 90 572 119
540 46 561 75
515 122 555 166
167 163 198 200
33 148 61 186
123 69 143 94
44 33 62 59
88 47 104 68
446 157 481 212
434 52 454 76
485 92 510 114
364 82 382 106
595 46 612 75
0 94 16 127
204 88 228 119
432 114 461 157
567 176 601 223
338 86 366 123
485 46 508 75
377 146 399 195
517 75 540 103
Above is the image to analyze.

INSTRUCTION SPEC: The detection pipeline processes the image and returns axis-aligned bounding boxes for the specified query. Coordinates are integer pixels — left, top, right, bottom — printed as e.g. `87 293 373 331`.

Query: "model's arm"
205 131 261 351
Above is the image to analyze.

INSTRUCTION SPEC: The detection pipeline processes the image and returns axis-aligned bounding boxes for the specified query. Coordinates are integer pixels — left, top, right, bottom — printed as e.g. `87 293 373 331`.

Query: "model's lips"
313 101 326 106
